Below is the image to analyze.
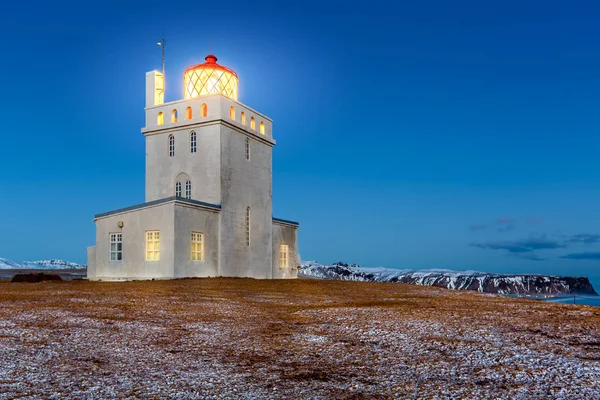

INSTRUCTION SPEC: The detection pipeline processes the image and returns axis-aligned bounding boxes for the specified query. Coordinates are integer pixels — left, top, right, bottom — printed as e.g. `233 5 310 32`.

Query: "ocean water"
542 295 600 307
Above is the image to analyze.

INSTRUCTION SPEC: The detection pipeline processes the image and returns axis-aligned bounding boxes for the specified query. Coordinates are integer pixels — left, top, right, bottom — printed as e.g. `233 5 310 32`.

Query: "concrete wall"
90 202 176 280
272 222 299 279
219 125 274 278
173 204 220 278
86 246 96 277
145 123 222 204
143 93 273 141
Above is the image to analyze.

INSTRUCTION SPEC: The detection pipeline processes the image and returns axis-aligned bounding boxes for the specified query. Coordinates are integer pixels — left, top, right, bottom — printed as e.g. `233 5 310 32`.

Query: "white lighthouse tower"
86 53 299 280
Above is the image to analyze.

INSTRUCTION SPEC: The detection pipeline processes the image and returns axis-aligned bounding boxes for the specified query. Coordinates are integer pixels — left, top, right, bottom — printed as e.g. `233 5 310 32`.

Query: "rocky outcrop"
299 262 598 296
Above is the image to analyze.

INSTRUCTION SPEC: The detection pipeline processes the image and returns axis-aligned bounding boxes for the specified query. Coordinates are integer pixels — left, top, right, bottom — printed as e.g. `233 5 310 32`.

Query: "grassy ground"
1 278 599 399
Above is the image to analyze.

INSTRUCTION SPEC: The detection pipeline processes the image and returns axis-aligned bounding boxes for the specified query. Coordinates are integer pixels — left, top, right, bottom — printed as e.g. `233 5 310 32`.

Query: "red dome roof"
183 54 239 100
183 54 238 78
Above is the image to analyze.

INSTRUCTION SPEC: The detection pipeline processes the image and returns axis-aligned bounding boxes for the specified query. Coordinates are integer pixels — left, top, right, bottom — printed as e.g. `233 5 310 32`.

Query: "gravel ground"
0 278 599 399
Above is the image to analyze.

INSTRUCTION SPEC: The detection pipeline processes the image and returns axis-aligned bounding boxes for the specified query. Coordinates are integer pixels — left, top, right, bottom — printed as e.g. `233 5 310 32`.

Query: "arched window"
174 173 190 199
186 106 192 120
259 121 265 135
241 112 246 125
245 206 251 246
171 109 178 123
245 138 250 161
157 112 164 125
230 106 235 120
169 135 175 157
250 117 256 130
190 131 197 153
201 103 208 117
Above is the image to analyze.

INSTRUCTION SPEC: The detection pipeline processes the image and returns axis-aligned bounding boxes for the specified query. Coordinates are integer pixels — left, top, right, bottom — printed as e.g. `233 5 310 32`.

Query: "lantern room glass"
184 56 238 101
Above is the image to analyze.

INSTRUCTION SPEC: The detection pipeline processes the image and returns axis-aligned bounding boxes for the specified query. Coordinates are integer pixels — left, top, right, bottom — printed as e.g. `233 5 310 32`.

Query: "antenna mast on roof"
157 36 165 76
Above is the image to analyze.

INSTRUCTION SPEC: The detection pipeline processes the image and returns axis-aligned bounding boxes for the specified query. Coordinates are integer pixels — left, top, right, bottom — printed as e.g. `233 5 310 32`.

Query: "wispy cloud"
512 253 546 261
559 252 600 260
471 238 564 253
469 223 488 232
564 234 600 245
468 216 540 233
497 217 516 225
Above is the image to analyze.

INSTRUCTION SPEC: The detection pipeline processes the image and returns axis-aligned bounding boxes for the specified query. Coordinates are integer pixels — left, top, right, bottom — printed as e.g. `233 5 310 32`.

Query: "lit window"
157 112 164 125
171 109 178 123
250 117 256 130
245 138 250 161
190 131 197 153
241 112 246 125
145 231 160 261
191 232 204 261
246 206 251 246
169 135 175 157
186 106 192 120
185 180 191 199
109 233 123 262
201 103 208 117
175 181 182 197
260 121 265 135
230 106 235 120
280 244 289 267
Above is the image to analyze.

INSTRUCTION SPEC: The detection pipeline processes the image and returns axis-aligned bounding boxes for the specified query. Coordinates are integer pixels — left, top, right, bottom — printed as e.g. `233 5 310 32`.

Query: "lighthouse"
86 53 299 280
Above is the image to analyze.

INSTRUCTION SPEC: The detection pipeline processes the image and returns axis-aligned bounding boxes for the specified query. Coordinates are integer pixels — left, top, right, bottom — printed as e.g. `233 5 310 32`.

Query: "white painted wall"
90 202 176 280
173 203 220 278
272 222 299 279
145 123 222 204
219 125 273 278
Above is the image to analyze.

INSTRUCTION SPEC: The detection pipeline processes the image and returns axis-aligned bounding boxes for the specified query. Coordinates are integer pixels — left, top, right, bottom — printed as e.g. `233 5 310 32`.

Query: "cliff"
299 262 598 296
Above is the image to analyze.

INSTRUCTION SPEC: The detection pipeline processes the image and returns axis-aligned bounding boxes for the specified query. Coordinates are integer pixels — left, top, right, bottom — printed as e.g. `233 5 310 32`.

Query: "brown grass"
1 278 600 398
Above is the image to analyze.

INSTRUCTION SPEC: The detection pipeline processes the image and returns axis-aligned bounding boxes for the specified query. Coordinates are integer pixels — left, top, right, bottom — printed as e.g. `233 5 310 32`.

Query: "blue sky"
1 0 600 281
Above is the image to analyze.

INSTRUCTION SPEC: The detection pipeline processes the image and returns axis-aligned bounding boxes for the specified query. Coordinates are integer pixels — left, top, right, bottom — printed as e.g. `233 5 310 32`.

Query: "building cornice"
141 119 276 147
273 217 300 227
94 197 221 221
144 93 273 122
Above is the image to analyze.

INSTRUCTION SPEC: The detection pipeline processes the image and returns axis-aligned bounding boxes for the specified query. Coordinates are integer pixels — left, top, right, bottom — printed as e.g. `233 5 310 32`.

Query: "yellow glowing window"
191 232 203 261
201 103 208 117
250 117 256 130
280 245 289 267
186 107 192 120
260 122 265 135
157 112 164 125
146 231 160 261
241 112 246 126
230 106 235 120
171 109 178 123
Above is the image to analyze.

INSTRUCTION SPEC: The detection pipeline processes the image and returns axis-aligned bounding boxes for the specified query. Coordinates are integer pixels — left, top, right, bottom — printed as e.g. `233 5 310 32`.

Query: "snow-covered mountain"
299 262 598 296
0 258 86 270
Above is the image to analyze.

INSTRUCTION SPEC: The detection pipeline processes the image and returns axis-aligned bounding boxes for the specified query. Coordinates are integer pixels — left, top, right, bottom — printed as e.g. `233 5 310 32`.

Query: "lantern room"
183 54 238 101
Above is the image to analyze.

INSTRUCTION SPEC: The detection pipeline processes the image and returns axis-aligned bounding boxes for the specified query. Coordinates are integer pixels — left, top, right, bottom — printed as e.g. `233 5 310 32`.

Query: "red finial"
205 54 217 64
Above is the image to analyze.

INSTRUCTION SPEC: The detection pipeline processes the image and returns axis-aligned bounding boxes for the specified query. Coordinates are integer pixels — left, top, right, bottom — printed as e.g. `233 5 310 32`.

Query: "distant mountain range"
0 258 86 270
299 262 598 296
1 257 595 296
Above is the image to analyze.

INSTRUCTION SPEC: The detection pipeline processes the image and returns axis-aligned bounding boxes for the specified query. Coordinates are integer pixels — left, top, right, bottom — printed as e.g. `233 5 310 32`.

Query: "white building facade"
87 54 299 280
